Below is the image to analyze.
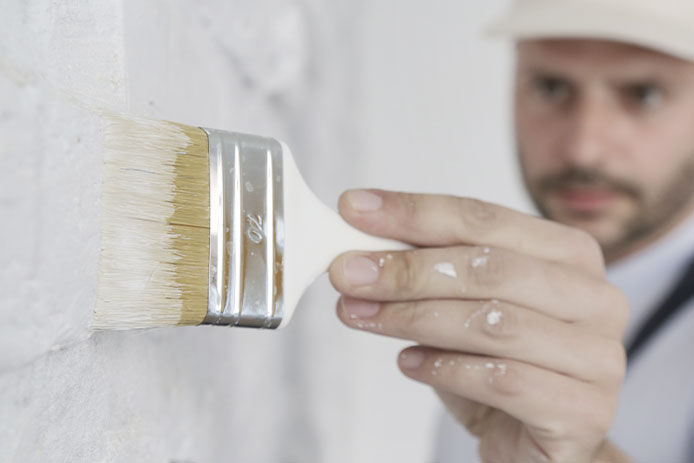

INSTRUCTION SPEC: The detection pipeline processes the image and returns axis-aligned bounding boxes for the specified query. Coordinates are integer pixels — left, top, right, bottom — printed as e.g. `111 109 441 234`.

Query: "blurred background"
0 0 531 461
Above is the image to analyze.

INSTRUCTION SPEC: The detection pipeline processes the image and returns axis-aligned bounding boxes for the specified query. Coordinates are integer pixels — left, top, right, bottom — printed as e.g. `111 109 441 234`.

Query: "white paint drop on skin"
434 358 443 368
489 362 508 385
470 247 491 268
470 255 488 268
434 262 457 278
386 254 393 260
378 257 385 268
485 362 494 369
465 299 501 328
354 321 384 331
486 309 502 326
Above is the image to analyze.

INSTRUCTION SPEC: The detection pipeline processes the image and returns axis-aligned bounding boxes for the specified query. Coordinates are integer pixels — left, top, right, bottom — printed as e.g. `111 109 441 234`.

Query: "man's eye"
625 84 663 109
533 77 570 101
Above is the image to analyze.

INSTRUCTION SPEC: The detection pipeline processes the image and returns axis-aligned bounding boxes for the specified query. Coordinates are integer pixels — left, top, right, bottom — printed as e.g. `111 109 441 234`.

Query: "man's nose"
563 96 615 166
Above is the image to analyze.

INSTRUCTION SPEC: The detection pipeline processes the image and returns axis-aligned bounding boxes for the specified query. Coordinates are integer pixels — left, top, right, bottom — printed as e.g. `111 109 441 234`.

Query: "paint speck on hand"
470 255 488 268
434 357 443 368
488 362 508 385
486 309 502 326
434 262 457 278
378 257 385 268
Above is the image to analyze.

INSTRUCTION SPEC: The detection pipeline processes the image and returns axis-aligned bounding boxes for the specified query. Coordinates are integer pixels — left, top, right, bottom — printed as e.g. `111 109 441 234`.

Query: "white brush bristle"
93 115 209 329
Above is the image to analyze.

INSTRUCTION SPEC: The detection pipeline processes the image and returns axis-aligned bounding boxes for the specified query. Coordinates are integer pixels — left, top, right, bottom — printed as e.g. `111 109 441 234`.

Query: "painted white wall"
0 0 524 461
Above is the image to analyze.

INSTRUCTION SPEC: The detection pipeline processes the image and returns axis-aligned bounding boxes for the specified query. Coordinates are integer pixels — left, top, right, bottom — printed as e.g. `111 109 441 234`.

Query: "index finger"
339 189 605 277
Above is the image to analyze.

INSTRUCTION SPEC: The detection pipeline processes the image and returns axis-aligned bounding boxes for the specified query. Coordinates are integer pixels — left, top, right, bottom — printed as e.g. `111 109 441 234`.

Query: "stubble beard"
522 155 694 262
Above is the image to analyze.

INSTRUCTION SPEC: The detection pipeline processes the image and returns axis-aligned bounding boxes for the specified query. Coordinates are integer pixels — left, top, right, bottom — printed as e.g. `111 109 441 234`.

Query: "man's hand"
328 190 629 463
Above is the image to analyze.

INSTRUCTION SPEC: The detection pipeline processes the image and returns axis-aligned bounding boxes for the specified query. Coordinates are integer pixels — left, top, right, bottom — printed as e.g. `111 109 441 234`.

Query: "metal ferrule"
202 128 284 328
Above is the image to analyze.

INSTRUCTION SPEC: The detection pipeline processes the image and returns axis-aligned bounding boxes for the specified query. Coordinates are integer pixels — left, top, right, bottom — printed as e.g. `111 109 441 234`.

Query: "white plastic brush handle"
280 142 410 327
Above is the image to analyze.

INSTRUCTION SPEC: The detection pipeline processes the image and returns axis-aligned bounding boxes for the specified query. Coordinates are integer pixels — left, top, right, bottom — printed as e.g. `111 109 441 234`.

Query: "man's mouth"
552 186 621 214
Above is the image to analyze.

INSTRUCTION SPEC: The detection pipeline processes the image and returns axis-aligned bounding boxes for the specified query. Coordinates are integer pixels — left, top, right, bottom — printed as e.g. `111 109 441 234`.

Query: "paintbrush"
93 115 407 330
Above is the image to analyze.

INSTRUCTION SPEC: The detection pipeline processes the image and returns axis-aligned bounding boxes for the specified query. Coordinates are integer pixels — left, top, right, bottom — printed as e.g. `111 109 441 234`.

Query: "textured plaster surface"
0 0 519 461
0 0 124 372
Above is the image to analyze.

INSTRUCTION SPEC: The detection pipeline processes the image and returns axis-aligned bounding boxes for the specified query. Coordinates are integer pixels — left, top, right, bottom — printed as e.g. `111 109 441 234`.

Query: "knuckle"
393 300 431 330
597 285 630 336
567 227 605 272
478 300 518 340
557 388 618 441
612 289 630 332
551 223 606 274
486 361 522 396
532 420 568 441
577 396 614 438
468 247 507 289
457 198 497 237
600 341 627 384
392 251 422 296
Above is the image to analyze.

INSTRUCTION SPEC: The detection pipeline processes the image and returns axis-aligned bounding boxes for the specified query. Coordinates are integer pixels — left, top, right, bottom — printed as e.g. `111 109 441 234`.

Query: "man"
328 0 694 461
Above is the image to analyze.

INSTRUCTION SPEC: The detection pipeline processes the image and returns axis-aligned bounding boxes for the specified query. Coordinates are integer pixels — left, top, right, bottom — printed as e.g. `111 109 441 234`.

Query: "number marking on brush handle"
246 213 264 244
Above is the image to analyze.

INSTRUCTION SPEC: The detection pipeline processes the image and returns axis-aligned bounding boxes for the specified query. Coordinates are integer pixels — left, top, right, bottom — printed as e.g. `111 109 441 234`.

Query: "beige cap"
489 0 694 61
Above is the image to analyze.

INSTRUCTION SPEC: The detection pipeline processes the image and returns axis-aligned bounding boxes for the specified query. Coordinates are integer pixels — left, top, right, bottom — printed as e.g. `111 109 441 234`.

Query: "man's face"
515 39 694 261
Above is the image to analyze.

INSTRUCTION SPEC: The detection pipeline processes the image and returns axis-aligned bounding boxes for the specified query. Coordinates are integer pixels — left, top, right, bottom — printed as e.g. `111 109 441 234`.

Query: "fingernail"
347 189 382 212
341 298 380 318
399 350 425 369
343 255 380 286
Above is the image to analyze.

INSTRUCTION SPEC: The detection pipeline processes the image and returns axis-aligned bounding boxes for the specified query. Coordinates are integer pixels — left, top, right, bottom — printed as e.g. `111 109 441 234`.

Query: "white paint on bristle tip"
93 115 191 329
